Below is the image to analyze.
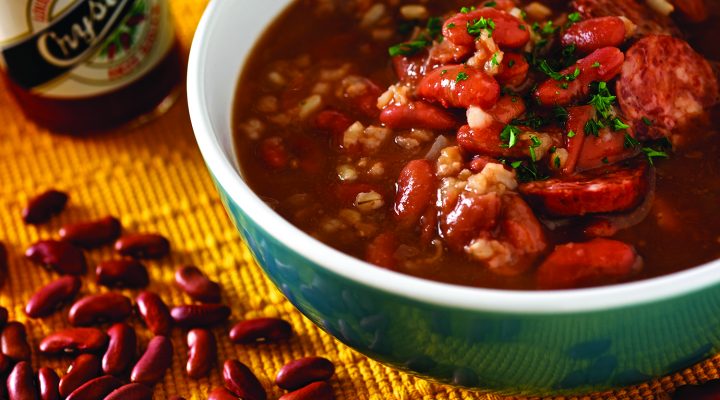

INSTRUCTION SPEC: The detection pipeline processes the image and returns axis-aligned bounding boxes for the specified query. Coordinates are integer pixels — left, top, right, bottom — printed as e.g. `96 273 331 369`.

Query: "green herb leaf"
456 71 469 82
624 133 640 149
500 124 521 148
642 147 669 166
567 130 576 138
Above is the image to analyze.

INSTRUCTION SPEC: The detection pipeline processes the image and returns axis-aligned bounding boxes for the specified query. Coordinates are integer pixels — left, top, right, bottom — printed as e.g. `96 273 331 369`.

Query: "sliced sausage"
417 65 500 109
537 238 643 289
520 158 651 217
561 17 628 54
443 8 530 49
617 35 719 139
535 47 624 106
572 0 680 37
380 101 460 131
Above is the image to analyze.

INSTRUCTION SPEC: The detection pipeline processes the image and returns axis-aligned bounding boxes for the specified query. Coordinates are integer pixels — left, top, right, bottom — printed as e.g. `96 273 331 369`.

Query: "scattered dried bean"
170 304 230 328
25 276 81 318
103 383 153 400
223 359 266 400
275 357 335 391
7 361 39 400
59 216 122 249
68 293 132 326
38 367 60 400
186 328 216 379
102 323 137 376
279 381 335 400
58 354 101 398
96 259 149 288
114 234 170 259
39 328 108 355
229 318 292 344
1 321 31 362
135 291 172 336
23 189 68 225
174 265 221 303
65 375 123 400
130 336 173 386
25 240 87 276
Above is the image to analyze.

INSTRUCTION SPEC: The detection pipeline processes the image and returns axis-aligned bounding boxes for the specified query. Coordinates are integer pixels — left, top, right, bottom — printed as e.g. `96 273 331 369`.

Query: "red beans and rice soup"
233 0 720 290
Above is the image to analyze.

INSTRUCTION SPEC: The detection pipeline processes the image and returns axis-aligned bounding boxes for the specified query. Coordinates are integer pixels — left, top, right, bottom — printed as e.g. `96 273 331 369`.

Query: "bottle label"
0 0 174 98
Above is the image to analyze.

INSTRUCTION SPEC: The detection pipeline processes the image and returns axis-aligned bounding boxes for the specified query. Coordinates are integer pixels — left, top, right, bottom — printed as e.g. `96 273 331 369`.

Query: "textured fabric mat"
0 1 718 399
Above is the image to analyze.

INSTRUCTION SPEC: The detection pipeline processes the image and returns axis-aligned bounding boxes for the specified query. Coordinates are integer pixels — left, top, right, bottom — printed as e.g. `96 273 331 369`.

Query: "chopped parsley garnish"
538 60 581 83
388 16 444 57
533 21 558 36
554 155 561 168
584 119 603 136
624 133 640 149
519 24 526 30
467 17 496 37
567 130 576 138
612 118 630 131
591 61 601 68
490 52 500 66
508 159 547 183
447 22 456 28
562 44 576 58
568 12 582 23
529 135 543 162
643 147 669 166
460 6 476 13
553 106 569 122
512 113 547 130
602 157 609 164
642 116 653 126
484 1 497 7
456 71 469 82
508 59 516 68
440 69 448 76
588 81 616 119
500 124 521 148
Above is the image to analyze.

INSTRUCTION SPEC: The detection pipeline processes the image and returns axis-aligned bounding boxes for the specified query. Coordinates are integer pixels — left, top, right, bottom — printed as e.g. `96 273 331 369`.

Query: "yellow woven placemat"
0 2 718 399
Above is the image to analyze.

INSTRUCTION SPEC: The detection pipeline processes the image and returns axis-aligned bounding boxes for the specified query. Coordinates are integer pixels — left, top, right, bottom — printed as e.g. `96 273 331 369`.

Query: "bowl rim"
187 0 720 314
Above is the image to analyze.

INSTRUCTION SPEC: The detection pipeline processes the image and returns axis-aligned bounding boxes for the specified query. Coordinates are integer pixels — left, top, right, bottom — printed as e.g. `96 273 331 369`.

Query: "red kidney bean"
208 387 238 400
260 137 290 169
496 53 530 87
186 329 216 379
103 383 152 400
535 47 625 106
1 322 31 362
314 109 354 140
39 328 108 355
59 216 122 249
23 189 68 225
65 375 123 400
279 381 335 400
59 354 101 398
170 304 230 328
275 357 335 391
25 276 81 318
488 94 527 125
25 240 87 276
393 159 436 229
365 232 399 269
417 65 500 109
102 323 136 376
174 265 221 303
7 361 39 400
130 336 172 386
68 293 132 326
443 8 529 49
96 260 149 288
222 360 266 400
38 367 60 400
114 233 170 259
135 291 172 336
561 17 627 54
0 243 7 289
229 318 293 344
379 101 460 131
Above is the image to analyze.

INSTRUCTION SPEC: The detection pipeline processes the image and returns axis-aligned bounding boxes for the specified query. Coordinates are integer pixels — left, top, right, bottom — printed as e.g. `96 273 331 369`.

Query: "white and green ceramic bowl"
187 0 720 395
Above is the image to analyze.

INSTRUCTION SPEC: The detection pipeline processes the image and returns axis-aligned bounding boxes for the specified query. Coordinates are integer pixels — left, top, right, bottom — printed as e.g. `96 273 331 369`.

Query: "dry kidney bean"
130 336 172 386
23 189 68 225
114 234 170 259
279 381 335 400
102 323 136 376
38 367 60 400
58 354 101 398
135 291 172 336
59 216 122 249
65 375 123 400
170 304 230 328
103 383 152 400
174 265 221 303
7 361 39 400
39 328 108 355
208 387 238 400
0 243 7 289
68 293 132 326
25 276 81 318
186 328 216 379
229 318 293 344
1 322 31 362
275 357 335 391
222 360 266 400
25 240 87 276
95 260 149 288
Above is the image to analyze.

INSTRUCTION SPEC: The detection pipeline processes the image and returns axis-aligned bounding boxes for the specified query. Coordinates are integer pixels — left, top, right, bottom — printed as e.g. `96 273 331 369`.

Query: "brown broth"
233 0 720 290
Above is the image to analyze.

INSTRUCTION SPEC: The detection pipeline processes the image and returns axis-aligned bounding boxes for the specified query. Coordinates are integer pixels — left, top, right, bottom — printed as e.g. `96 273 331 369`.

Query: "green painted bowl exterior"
214 176 720 396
